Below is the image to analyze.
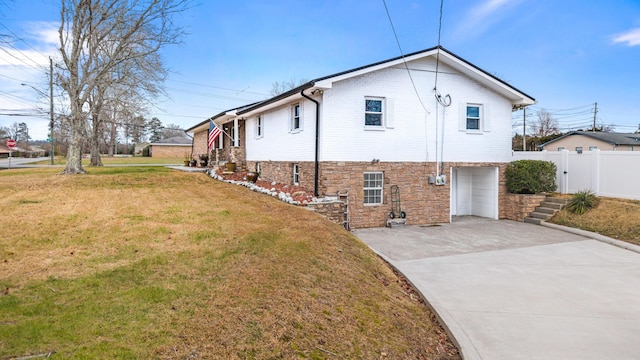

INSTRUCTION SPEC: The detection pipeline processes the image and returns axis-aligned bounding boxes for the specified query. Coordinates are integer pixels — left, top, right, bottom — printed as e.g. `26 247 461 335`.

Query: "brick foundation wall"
320 161 452 228
504 194 547 221
249 160 508 228
246 160 510 228
246 161 316 188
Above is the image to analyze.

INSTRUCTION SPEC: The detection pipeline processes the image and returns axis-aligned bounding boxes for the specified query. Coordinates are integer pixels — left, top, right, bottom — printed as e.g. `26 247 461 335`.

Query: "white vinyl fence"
512 150 640 200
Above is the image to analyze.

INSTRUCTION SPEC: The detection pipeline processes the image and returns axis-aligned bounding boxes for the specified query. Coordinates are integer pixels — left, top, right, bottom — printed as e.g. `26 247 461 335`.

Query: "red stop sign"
7 139 15 149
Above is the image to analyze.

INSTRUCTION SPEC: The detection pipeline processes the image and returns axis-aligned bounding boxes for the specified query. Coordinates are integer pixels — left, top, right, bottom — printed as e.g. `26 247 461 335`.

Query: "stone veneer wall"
249 160 509 229
192 131 207 161
306 201 347 227
246 161 316 188
503 194 547 222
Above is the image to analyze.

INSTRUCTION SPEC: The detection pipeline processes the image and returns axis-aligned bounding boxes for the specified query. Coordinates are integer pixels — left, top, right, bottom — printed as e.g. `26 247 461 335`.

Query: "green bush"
505 160 557 194
567 190 599 215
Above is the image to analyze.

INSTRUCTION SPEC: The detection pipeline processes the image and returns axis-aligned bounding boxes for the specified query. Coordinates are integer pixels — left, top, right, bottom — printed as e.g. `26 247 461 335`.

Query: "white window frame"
363 172 384 205
256 115 263 139
557 147 565 151
365 97 385 129
466 104 482 131
589 146 597 151
290 103 302 132
293 164 300 186
230 126 237 147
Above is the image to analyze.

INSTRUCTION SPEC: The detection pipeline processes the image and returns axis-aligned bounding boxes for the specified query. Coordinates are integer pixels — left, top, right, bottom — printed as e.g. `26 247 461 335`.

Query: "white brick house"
188 46 535 228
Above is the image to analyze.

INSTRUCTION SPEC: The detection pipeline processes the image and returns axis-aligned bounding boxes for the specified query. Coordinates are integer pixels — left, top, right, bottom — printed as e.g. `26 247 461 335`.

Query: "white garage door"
450 167 498 220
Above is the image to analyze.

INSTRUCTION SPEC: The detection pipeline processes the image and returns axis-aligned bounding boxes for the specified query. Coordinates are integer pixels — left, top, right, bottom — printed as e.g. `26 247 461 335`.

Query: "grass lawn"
0 167 459 359
550 196 640 246
27 156 183 165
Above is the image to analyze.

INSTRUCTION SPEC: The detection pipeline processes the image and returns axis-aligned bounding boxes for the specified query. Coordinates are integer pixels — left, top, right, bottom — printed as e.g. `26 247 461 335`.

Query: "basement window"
363 172 383 205
293 164 300 186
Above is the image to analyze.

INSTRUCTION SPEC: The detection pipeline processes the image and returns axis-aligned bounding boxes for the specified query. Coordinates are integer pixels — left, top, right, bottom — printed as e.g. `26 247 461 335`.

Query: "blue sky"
1 0 639 140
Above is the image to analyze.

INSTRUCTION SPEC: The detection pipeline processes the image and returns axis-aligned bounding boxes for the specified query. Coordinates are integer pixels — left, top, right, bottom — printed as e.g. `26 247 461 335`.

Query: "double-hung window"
363 172 384 205
365 98 384 127
466 105 481 131
291 104 302 132
256 116 263 138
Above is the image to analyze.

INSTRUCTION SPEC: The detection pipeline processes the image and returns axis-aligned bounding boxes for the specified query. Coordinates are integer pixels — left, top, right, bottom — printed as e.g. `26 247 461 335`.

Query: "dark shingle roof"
542 131 640 148
151 136 192 145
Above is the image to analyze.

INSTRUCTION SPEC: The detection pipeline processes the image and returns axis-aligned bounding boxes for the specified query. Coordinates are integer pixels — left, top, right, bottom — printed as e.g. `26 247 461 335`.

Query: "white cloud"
612 28 640 46
453 0 524 41
0 21 60 140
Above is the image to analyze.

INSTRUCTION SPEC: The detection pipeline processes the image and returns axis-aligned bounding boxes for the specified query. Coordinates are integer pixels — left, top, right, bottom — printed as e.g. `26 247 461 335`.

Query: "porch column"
233 118 239 147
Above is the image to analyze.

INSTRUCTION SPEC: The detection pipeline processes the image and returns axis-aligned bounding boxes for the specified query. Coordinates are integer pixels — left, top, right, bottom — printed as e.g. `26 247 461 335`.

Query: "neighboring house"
134 142 150 156
187 46 535 228
540 131 640 152
0 146 10 158
148 136 192 158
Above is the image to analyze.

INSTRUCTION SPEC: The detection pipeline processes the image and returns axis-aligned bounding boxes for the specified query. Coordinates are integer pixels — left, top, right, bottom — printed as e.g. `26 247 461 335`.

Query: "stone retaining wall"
504 194 547 221
306 201 347 228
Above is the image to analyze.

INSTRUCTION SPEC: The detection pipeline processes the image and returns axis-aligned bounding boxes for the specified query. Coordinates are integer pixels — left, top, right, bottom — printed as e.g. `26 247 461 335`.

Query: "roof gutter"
301 87 320 197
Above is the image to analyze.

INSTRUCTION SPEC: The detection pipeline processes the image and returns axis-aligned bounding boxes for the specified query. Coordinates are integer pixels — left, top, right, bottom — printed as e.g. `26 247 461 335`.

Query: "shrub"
566 190 599 215
505 160 557 194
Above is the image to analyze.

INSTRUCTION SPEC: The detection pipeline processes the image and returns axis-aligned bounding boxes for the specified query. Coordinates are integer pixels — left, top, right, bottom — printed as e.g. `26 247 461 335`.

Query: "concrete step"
386 219 407 228
539 201 564 210
529 211 551 220
544 197 570 205
535 206 556 214
524 217 542 225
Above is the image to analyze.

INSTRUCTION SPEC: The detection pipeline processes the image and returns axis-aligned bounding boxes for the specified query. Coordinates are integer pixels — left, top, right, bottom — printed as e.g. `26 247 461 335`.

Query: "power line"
381 0 430 114
0 23 50 60
166 78 268 97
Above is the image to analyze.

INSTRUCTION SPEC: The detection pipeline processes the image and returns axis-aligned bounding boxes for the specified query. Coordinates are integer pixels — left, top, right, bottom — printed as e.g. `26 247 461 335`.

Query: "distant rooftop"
150 136 191 145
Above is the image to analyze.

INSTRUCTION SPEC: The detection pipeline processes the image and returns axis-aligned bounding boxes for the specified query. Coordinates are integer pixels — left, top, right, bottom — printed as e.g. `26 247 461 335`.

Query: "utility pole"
49 57 54 165
592 102 598 132
523 108 527 151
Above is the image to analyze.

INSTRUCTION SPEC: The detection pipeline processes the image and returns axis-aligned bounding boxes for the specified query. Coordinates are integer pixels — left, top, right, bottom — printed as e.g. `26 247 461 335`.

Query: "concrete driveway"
354 217 640 360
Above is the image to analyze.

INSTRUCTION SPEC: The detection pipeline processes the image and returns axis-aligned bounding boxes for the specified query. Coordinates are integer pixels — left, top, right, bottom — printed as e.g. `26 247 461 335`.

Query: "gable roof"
191 46 535 129
150 136 192 145
541 131 640 148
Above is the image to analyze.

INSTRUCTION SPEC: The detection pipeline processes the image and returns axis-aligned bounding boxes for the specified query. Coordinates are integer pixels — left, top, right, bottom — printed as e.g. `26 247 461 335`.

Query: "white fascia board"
239 93 306 118
213 111 238 126
438 51 535 105
314 50 439 89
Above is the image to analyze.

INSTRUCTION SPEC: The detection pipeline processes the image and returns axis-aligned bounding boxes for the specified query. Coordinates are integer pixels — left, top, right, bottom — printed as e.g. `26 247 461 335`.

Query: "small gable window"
466 105 481 130
365 98 384 127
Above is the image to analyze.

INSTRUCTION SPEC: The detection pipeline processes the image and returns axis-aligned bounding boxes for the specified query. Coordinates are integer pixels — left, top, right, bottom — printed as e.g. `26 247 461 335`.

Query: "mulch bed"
215 169 316 204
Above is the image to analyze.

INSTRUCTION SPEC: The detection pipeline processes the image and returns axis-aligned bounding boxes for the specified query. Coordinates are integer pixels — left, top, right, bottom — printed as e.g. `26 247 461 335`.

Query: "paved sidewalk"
354 218 640 360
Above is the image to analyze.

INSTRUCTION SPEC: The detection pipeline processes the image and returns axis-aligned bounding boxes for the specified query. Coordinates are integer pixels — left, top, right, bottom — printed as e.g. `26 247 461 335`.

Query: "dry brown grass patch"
0 167 459 359
550 197 640 245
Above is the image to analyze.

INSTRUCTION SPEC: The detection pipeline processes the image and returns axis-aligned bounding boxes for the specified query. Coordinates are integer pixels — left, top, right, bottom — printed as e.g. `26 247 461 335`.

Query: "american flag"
208 120 221 150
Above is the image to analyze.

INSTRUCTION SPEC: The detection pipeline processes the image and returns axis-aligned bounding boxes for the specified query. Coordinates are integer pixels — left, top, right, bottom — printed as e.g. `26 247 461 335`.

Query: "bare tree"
270 78 308 96
57 0 191 174
528 109 559 137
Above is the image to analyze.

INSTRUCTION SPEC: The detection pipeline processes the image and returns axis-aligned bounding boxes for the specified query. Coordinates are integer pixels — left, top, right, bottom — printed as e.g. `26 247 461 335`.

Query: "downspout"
301 87 320 197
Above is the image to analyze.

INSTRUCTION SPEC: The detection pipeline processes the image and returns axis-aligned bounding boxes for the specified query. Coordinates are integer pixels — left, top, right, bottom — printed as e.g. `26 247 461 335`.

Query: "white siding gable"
320 57 513 163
